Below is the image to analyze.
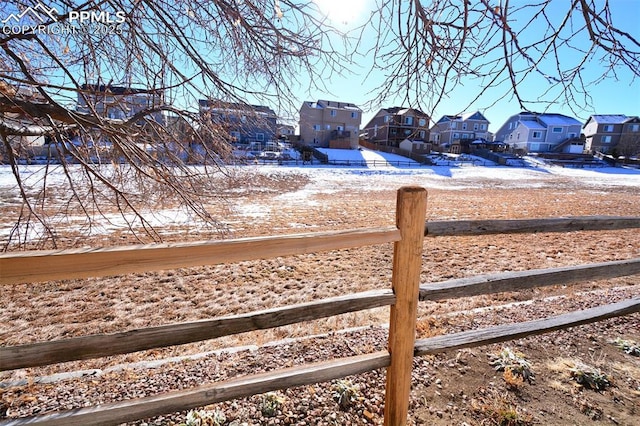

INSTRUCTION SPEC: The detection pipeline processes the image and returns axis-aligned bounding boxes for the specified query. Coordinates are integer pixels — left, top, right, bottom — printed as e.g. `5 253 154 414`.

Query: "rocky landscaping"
1 164 639 425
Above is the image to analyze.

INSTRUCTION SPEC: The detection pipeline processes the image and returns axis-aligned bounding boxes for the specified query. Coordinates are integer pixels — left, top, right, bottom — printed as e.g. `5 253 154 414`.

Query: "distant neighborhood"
2 82 639 167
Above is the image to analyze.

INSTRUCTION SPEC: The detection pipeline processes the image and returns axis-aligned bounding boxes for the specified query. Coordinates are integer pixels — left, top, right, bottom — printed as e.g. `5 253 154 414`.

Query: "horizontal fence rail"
0 227 400 285
419 258 640 301
1 352 392 426
415 297 640 356
2 204 640 426
426 216 640 236
0 290 395 371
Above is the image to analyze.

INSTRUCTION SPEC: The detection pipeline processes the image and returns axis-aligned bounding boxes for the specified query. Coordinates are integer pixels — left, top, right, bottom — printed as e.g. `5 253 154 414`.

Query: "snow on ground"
276 147 640 191
1 148 639 243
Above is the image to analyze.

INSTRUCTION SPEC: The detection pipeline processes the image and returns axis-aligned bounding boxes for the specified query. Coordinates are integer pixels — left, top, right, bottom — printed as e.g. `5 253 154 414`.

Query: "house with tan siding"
299 100 362 149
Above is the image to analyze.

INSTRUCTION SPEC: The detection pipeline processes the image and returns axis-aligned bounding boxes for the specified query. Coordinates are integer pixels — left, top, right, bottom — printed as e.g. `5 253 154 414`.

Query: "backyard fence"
1 187 640 425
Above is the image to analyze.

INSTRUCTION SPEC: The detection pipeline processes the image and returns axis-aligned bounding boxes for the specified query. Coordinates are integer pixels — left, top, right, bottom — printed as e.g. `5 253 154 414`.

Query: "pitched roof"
382 106 429 118
521 120 546 130
317 100 361 111
588 114 630 124
537 113 582 126
81 84 161 96
199 100 276 116
436 111 488 123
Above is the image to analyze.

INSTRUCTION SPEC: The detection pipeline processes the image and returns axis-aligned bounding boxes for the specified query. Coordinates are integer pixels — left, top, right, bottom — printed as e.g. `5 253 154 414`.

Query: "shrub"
260 392 286 417
488 347 535 384
179 408 226 426
613 337 640 356
332 379 361 411
568 362 613 391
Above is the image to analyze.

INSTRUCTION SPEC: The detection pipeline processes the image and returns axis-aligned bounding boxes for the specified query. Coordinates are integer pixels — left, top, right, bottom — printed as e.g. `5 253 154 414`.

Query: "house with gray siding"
493 112 583 154
429 111 490 153
199 100 277 148
583 114 640 154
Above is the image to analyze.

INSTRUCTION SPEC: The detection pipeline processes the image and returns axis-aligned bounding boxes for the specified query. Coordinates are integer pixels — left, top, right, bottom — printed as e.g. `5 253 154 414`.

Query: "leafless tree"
1 0 344 248
1 0 639 248
363 0 640 114
616 134 640 161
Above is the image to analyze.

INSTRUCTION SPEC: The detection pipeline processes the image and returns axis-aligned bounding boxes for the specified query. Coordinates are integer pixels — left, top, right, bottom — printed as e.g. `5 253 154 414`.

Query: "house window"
384 115 390 123
602 135 612 143
474 123 479 131
390 128 397 135
337 125 344 131
631 124 639 132
326 124 331 130
405 116 413 125
516 132 520 140
481 124 486 130
313 124 321 131
330 110 337 117
419 130 425 138
462 123 467 130
256 133 264 141
603 124 614 132
532 131 541 139
351 111 358 119
374 124 378 137
453 133 459 139
418 118 426 126
552 127 562 133
450 122 457 129
404 129 411 135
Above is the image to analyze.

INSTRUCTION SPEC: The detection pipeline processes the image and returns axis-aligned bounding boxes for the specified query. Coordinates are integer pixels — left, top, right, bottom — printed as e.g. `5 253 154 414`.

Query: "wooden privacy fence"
1 186 640 425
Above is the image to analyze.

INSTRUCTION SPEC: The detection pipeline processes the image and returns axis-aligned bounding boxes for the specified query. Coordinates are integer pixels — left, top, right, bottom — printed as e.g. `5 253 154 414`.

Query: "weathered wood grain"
0 227 401 285
426 216 640 236
1 351 391 426
385 186 427 426
414 297 640 356
420 258 640 301
0 289 395 371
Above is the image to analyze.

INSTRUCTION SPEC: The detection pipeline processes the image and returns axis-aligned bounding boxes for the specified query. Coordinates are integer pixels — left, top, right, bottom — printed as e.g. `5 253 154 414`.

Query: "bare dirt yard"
1 164 640 425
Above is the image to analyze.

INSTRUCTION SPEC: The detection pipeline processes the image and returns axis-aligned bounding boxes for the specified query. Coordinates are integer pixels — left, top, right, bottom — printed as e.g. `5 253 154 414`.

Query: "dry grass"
2 167 640 424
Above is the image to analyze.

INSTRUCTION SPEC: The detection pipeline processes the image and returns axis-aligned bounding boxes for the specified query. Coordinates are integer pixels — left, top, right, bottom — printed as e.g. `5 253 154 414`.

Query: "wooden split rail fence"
1 186 640 425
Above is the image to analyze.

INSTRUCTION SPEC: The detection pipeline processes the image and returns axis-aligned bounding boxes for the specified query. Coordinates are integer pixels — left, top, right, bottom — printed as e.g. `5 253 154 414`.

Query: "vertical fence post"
384 186 427 426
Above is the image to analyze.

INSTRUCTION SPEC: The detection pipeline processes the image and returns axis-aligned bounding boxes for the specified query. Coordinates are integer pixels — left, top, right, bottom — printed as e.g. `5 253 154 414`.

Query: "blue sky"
3 0 638 133
303 0 640 131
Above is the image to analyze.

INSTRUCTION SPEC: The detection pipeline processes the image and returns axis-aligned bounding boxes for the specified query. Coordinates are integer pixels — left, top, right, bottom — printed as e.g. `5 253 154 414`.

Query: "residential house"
361 107 430 149
77 84 166 125
277 123 296 143
493 112 583 154
399 138 430 155
583 114 640 155
299 100 362 149
199 100 277 149
0 82 48 152
429 111 490 153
